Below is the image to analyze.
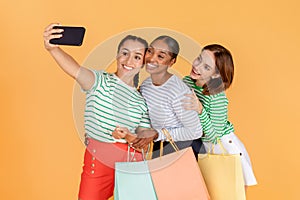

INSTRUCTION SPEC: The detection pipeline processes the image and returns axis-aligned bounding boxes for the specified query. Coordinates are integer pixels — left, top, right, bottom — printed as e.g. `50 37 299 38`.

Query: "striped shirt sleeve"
155 90 203 142
81 69 103 93
199 94 229 144
139 109 151 129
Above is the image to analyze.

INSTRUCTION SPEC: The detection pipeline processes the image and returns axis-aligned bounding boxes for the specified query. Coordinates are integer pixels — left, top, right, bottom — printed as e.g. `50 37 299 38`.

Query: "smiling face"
116 39 146 78
144 39 175 75
190 50 220 85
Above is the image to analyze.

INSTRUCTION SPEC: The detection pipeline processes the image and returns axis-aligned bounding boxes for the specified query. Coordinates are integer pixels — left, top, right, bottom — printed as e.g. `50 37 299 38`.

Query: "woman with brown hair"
43 23 157 200
183 44 257 187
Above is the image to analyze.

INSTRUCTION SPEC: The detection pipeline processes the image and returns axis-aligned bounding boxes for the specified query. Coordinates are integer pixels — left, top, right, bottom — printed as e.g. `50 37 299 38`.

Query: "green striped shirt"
83 70 151 143
183 76 234 144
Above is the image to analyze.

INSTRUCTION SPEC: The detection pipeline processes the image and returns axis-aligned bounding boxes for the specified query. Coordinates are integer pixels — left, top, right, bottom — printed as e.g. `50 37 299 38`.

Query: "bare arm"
43 23 94 90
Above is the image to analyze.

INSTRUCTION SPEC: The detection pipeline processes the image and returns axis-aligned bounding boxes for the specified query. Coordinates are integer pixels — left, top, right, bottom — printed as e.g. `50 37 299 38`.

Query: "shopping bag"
114 149 157 200
147 129 210 200
198 140 246 200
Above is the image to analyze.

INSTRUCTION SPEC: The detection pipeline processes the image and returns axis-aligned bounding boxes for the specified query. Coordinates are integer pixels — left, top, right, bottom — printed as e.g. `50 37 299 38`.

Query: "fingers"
136 130 156 139
184 92 198 102
131 137 140 144
182 94 196 108
132 138 148 149
44 23 63 36
192 89 198 97
112 131 120 139
184 93 194 98
48 33 63 40
44 23 60 31
182 103 195 108
182 93 200 112
112 128 127 139
43 28 63 39
116 127 130 133
132 138 143 146
118 130 127 138
181 98 194 103
125 133 137 143
43 23 64 49
112 131 121 139
182 94 197 107
182 104 197 111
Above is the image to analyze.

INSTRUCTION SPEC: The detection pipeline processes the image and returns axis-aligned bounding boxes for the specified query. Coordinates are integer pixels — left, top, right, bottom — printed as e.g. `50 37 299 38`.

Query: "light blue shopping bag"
114 160 158 200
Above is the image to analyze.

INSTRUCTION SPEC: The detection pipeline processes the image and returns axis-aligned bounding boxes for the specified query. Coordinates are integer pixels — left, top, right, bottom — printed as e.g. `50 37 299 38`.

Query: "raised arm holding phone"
43 23 157 200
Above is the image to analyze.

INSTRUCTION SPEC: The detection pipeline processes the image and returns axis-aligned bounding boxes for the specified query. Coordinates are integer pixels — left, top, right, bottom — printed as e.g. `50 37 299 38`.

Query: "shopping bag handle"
146 141 154 160
159 128 180 157
127 144 137 162
210 138 228 155
127 144 152 162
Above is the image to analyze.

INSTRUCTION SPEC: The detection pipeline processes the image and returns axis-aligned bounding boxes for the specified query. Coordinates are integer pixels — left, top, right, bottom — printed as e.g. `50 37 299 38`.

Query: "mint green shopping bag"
114 155 157 200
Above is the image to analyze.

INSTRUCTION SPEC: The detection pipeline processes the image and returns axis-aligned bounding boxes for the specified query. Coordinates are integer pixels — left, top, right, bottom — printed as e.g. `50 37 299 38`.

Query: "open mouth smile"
146 63 158 69
192 68 200 75
123 65 133 70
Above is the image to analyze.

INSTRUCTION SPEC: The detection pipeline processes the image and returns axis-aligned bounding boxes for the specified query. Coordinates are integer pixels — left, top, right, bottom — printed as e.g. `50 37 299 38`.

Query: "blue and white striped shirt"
140 75 203 141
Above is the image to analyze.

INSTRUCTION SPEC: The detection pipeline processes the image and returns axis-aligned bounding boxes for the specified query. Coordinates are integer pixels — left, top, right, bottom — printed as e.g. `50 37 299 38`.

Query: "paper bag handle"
210 138 228 155
127 144 151 162
159 128 180 157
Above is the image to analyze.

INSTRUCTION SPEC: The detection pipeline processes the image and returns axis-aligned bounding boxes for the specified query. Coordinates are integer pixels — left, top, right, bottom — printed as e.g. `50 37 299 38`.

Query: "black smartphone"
50 26 86 46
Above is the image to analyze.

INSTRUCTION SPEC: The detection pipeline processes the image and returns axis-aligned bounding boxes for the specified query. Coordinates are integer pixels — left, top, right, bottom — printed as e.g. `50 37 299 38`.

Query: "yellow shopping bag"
198 140 246 200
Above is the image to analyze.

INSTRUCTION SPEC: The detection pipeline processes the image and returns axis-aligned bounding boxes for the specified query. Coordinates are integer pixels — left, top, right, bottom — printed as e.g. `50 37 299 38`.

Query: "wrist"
48 46 60 53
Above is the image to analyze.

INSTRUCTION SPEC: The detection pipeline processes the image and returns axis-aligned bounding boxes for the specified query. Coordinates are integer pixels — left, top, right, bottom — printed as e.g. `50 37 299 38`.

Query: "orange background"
1 0 299 199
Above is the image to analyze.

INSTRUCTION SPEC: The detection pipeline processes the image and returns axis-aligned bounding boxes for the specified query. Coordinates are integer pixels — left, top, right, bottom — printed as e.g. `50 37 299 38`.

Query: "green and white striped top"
83 70 151 143
183 76 234 144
